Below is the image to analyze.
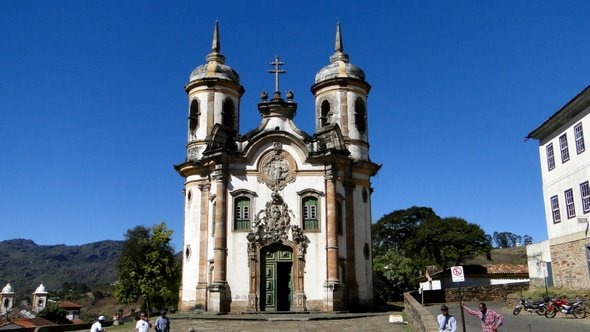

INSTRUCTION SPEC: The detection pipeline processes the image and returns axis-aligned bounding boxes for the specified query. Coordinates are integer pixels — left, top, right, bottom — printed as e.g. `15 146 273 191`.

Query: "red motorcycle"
544 297 586 318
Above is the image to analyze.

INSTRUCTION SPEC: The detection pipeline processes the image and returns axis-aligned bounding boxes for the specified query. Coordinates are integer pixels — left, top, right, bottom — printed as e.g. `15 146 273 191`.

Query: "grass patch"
512 287 590 300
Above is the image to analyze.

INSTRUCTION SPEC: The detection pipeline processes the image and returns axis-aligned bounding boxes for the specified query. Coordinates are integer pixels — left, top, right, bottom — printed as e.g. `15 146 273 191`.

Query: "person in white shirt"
135 312 151 332
90 315 106 332
437 304 457 332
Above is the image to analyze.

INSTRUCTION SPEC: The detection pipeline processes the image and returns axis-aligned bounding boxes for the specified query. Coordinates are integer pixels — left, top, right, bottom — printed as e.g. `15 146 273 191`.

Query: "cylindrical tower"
311 23 371 161
184 21 244 162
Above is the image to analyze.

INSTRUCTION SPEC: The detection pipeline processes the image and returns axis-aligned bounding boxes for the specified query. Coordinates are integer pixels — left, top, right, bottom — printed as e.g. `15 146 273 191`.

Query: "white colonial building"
527 85 590 288
175 23 380 313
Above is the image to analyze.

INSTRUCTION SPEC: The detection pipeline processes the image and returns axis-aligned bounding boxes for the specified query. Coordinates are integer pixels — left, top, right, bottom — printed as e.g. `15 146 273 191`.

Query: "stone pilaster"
326 167 339 284
344 181 358 306
195 183 210 310
325 166 343 310
211 164 230 312
293 253 307 311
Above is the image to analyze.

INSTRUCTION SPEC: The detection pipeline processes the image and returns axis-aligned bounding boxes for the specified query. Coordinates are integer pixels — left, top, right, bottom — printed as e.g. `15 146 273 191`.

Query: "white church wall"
181 182 201 302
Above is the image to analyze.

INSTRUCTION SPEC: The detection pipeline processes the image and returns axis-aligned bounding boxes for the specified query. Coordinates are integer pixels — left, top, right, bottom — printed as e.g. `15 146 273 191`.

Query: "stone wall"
403 291 439 332
444 282 528 302
550 238 590 288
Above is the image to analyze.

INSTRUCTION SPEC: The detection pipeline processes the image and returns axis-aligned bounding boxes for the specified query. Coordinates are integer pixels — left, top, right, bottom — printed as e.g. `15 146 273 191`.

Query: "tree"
37 302 70 324
522 235 533 245
114 222 180 315
416 217 492 269
373 250 421 301
372 206 438 255
493 231 528 248
371 207 493 301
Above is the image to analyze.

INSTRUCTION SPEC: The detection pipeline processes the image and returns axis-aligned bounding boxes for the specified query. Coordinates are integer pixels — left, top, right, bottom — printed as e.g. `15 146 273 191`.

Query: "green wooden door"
261 244 293 311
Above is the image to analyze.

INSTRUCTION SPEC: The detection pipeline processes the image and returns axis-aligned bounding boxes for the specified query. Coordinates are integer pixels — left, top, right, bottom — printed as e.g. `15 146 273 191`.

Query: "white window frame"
559 134 570 163
546 143 555 171
551 195 561 224
581 181 590 214
565 188 575 219
575 123 585 154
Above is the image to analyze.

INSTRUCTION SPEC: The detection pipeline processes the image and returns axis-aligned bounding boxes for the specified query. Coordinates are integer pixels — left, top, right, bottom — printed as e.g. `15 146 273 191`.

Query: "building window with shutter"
546 143 555 171
234 196 251 231
303 196 319 230
559 134 570 163
565 188 576 219
551 195 561 224
581 181 590 213
575 123 585 154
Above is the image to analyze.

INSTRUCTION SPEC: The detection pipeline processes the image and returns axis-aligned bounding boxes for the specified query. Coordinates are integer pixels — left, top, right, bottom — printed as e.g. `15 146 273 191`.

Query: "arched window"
234 196 251 230
222 98 235 129
303 196 319 230
189 99 200 131
320 100 331 127
354 97 366 134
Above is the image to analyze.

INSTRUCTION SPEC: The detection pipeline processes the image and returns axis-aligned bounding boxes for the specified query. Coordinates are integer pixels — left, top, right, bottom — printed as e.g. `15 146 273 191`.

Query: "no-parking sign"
451 266 465 282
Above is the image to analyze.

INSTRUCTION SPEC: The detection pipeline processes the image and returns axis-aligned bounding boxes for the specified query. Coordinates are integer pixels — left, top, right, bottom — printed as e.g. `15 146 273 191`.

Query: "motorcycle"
513 297 547 315
544 297 586 318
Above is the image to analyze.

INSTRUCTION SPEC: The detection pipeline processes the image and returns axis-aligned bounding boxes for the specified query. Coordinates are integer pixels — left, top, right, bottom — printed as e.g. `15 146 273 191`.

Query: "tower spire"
206 20 225 64
335 21 343 53
330 22 349 63
212 20 220 52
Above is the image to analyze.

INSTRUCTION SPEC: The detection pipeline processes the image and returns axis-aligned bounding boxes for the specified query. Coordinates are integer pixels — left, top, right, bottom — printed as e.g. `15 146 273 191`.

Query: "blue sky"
1 1 589 250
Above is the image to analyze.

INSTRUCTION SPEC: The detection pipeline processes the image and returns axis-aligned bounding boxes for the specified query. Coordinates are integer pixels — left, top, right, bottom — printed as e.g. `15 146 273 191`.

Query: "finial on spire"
330 22 349 63
206 20 225 64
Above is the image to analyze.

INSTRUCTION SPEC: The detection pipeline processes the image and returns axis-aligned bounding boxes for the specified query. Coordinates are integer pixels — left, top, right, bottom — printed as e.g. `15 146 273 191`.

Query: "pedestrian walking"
135 312 151 332
155 310 170 332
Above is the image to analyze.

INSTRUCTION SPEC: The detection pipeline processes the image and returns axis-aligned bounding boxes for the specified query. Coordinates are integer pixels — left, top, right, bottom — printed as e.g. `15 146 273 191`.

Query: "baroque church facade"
175 22 380 313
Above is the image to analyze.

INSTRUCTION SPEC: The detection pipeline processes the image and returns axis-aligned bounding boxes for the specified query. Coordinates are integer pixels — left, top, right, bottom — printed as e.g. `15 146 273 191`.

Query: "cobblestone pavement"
167 313 409 332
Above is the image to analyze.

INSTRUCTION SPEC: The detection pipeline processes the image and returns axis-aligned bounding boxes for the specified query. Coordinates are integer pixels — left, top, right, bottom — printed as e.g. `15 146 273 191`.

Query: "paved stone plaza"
166 312 407 332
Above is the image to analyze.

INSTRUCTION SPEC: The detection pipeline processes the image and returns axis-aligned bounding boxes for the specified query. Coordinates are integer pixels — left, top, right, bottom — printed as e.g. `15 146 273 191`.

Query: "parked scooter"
513 297 547 315
544 297 586 318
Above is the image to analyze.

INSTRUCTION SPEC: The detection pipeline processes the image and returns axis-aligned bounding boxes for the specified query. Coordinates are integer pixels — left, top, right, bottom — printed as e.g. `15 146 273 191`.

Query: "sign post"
540 261 549 296
451 266 466 332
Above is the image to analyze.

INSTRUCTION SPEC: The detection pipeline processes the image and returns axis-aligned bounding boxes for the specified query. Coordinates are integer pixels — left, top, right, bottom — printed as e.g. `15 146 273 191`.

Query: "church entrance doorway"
260 244 293 311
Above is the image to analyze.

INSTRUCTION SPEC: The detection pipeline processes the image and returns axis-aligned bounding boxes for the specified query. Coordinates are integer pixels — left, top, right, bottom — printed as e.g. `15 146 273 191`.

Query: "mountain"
464 246 528 265
0 239 123 300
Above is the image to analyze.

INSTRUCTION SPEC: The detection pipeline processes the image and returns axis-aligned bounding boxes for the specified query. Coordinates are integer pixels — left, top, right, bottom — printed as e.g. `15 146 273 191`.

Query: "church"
175 22 380 313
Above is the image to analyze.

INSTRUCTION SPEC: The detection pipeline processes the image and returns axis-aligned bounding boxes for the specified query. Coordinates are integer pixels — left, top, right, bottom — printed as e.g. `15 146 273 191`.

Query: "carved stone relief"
257 143 296 191
246 193 309 255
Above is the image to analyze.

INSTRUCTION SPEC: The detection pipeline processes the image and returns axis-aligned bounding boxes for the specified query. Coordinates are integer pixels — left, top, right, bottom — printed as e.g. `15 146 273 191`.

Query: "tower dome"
314 22 365 84
34 283 47 294
188 21 240 85
1 283 14 294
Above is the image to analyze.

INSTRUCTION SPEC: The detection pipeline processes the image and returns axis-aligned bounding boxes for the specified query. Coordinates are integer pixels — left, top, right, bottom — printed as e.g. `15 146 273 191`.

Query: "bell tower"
185 21 245 161
311 23 372 161
32 283 48 313
0 283 15 315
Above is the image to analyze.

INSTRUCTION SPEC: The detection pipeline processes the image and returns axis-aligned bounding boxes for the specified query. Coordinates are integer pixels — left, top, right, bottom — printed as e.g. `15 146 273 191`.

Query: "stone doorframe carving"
245 192 309 312
246 240 307 312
